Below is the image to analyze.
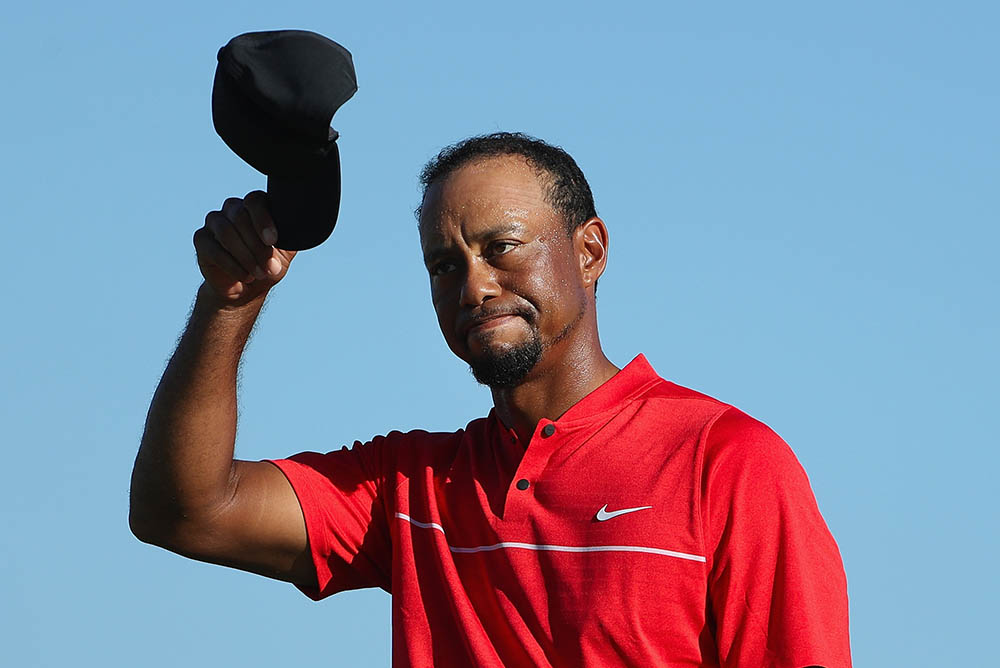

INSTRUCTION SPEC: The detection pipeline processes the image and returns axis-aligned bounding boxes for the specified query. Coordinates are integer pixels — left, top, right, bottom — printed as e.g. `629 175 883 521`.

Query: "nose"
460 257 501 306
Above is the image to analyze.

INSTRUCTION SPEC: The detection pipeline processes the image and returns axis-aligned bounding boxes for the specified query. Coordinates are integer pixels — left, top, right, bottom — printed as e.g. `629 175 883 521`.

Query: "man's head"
417 133 608 389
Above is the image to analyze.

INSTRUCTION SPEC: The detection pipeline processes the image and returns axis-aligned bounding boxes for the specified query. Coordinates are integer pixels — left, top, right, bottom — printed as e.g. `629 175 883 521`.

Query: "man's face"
418 155 589 388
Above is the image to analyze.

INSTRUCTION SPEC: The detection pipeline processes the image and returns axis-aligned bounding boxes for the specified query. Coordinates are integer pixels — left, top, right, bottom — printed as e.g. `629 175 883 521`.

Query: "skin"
129 192 315 585
129 154 617 587
419 155 618 442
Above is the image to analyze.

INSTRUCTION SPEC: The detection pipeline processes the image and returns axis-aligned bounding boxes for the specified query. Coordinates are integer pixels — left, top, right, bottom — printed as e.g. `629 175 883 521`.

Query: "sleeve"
701 408 852 668
268 435 395 600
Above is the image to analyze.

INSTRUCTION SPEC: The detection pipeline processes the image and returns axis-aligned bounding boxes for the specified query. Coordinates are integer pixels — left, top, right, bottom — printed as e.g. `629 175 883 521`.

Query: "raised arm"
129 191 315 587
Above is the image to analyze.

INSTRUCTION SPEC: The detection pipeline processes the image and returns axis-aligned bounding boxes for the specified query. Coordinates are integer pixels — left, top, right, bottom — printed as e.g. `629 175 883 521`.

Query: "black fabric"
212 30 357 250
267 144 342 250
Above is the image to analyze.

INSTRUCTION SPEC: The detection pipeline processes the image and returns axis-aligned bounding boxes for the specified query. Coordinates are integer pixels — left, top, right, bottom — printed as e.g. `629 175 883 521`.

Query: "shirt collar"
558 354 661 424
487 354 662 434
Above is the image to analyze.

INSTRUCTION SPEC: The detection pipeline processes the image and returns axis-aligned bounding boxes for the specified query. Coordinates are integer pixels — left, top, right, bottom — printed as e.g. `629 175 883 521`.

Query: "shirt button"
516 478 530 490
541 424 556 437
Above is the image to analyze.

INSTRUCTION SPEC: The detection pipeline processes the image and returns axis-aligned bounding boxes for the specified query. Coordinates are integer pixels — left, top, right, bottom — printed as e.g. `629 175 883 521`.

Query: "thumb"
265 247 297 278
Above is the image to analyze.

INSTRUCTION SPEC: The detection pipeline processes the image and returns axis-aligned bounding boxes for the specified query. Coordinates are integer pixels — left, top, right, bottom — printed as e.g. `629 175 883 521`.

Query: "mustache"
460 305 536 330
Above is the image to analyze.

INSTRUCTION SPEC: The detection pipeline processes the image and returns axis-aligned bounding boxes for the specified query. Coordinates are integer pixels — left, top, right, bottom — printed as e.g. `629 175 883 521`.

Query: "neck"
490 325 619 444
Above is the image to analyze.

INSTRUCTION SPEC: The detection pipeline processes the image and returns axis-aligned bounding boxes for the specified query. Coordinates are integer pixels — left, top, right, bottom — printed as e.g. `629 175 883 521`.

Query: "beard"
468 328 543 388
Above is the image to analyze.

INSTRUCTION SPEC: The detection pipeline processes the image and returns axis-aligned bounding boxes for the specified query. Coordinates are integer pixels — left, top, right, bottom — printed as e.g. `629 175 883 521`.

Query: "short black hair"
417 132 597 235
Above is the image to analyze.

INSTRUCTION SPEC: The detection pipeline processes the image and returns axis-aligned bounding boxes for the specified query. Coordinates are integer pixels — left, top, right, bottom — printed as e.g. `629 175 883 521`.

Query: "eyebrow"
422 221 526 266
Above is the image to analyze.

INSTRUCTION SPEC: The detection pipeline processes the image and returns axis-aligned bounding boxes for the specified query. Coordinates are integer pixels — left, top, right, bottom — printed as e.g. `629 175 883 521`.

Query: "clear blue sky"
2 2 996 666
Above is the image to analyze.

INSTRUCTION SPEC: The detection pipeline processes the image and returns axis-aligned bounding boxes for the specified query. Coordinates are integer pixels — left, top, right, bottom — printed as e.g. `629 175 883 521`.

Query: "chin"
467 335 543 389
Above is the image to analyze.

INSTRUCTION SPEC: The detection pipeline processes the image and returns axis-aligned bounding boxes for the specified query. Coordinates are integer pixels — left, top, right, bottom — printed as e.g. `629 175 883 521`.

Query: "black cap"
212 30 357 250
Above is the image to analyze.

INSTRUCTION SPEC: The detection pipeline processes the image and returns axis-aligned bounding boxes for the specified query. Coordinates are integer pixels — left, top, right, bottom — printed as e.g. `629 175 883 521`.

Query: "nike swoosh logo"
595 504 653 521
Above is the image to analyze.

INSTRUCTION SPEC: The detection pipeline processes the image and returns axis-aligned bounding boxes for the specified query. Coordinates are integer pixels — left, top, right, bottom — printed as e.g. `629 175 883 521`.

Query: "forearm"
129 283 265 542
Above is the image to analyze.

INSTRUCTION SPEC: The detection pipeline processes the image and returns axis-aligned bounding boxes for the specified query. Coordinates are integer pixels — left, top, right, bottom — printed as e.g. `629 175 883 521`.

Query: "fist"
194 191 297 305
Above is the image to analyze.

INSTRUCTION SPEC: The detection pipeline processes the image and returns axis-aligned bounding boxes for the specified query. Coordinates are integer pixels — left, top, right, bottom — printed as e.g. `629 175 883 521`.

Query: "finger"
242 191 279 247
221 196 273 276
227 200 274 273
265 246 298 277
205 210 261 281
194 227 253 286
221 196 245 222
275 246 297 266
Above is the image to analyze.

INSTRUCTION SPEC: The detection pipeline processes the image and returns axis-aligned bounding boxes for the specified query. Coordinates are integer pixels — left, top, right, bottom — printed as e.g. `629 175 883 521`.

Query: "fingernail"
262 227 277 245
267 257 282 275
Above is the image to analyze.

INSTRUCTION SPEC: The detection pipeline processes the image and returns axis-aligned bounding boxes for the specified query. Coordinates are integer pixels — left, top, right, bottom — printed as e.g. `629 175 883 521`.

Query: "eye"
428 260 457 277
486 240 519 258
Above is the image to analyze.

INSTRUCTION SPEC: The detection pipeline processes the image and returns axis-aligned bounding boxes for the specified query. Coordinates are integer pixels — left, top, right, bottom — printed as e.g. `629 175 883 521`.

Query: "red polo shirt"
270 355 851 667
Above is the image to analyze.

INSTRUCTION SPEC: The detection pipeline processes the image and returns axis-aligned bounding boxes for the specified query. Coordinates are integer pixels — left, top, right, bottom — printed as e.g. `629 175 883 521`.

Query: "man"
130 132 851 667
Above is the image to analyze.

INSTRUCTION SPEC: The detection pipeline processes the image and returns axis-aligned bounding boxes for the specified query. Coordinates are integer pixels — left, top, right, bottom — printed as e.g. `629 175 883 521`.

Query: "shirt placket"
500 418 562 522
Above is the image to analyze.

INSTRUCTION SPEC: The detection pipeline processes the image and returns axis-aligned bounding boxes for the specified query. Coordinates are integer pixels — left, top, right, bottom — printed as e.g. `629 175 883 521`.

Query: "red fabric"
269 355 851 667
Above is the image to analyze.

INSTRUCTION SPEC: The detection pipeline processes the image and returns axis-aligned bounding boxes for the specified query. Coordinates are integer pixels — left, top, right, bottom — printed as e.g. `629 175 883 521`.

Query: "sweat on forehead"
419 156 562 229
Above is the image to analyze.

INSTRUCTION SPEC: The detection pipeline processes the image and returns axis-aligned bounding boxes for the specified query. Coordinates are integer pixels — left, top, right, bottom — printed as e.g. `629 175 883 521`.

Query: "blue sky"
2 2 997 666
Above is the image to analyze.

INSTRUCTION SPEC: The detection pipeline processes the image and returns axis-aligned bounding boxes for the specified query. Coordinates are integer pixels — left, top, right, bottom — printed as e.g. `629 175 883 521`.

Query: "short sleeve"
268 436 394 600
701 408 852 668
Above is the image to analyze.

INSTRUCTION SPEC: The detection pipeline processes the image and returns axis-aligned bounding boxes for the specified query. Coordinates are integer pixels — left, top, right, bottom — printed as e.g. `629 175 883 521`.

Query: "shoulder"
702 406 806 482
627 378 750 449
280 419 480 478
697 405 823 549
639 376 797 465
376 416 489 452
354 416 492 471
633 376 806 487
641 377 729 407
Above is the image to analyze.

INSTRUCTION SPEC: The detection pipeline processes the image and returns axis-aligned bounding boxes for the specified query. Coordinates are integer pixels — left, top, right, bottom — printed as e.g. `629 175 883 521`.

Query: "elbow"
128 490 225 557
129 461 165 545
128 499 170 547
129 510 154 545
128 462 236 554
128 464 184 548
128 483 185 549
129 504 202 554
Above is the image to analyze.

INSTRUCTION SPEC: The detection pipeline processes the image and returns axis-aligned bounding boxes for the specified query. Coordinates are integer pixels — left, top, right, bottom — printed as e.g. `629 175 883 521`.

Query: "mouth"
460 310 529 340
466 314 521 336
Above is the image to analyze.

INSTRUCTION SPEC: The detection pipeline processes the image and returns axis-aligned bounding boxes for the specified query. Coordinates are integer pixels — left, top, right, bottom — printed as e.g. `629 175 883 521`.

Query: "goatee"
469 335 543 388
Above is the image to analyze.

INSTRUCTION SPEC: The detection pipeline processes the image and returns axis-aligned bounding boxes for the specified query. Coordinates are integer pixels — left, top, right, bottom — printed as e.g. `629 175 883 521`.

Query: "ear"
574 217 609 290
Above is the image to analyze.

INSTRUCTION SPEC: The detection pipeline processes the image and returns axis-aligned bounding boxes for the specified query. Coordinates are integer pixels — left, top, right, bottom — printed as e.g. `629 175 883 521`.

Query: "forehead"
418 155 561 242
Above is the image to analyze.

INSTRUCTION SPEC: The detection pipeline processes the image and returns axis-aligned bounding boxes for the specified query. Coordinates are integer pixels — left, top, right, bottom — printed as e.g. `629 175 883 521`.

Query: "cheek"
513 254 582 317
431 289 464 352
431 292 450 327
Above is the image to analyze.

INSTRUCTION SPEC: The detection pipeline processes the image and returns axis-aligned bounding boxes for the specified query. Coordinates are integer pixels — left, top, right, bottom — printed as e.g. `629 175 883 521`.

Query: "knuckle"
243 192 272 222
193 227 209 247
243 190 266 203
206 215 223 234
210 220 239 246
222 198 248 224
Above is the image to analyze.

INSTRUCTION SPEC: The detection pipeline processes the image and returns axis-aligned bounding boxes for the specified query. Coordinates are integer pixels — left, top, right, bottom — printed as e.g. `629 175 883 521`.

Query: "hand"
194 191 297 306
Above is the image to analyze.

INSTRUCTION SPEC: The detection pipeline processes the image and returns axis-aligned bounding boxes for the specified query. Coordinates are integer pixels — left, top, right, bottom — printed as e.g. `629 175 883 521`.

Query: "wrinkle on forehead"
419 155 559 245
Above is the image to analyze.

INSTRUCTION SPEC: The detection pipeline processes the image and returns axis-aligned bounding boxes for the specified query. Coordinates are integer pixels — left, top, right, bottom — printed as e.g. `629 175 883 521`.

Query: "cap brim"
266 142 341 251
